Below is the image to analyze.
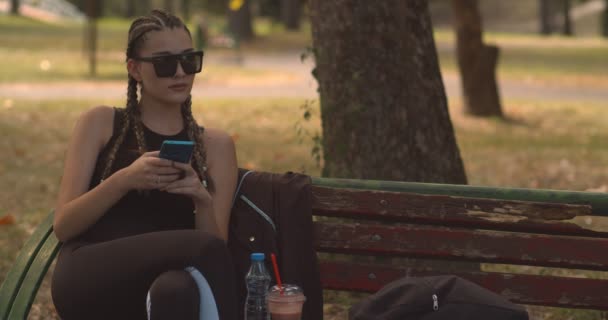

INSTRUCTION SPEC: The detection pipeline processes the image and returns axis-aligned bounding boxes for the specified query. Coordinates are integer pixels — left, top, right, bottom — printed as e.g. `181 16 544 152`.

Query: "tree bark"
310 0 472 274
539 0 554 35
281 0 301 30
451 0 503 117
228 0 254 42
309 0 467 185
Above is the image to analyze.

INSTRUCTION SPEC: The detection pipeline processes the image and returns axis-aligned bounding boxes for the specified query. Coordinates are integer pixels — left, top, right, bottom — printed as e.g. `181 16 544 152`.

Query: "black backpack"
349 275 529 320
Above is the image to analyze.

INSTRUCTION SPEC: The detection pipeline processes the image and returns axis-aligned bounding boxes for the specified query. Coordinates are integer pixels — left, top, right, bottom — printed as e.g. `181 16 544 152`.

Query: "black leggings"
51 230 238 320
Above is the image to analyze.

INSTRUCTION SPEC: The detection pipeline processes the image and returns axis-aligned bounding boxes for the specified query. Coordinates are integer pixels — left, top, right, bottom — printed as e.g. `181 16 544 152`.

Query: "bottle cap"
251 253 265 261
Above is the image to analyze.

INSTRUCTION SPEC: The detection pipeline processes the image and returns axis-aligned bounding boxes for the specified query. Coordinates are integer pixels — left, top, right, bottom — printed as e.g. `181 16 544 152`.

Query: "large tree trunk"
228 0 254 42
309 0 467 185
451 0 503 117
309 0 472 276
281 0 301 30
539 0 554 35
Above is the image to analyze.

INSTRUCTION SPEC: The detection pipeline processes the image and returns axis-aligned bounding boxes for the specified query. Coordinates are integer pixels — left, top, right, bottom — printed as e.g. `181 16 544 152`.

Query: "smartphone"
159 140 195 163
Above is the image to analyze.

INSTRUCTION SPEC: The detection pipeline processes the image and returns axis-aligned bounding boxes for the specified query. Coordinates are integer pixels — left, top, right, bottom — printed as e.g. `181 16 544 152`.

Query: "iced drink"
267 284 306 320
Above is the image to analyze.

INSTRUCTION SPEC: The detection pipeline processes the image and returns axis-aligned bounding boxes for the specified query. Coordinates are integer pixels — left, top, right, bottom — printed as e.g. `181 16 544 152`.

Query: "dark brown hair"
100 9 211 190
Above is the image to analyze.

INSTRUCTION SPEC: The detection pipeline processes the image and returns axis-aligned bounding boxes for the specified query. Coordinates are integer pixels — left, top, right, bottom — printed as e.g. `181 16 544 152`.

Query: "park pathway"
0 52 607 104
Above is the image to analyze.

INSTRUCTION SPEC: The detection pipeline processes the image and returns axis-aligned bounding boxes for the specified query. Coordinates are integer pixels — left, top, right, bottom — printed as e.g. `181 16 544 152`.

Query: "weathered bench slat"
312 177 608 216
314 222 608 271
318 260 608 310
0 213 54 320
312 186 602 237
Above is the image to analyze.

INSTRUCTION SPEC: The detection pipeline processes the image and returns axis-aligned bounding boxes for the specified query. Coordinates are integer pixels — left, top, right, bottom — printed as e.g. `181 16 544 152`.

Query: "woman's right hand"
121 151 183 191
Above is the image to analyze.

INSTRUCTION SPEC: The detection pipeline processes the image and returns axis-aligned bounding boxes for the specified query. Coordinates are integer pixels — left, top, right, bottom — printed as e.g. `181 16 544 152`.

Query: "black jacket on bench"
228 169 323 320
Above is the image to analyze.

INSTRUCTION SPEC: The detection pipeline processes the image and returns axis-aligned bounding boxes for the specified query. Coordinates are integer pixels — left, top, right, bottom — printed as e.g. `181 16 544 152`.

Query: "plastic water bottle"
244 253 271 320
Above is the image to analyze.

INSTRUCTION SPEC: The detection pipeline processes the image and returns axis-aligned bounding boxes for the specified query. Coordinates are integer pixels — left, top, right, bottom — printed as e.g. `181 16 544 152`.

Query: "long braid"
130 98 147 155
100 78 136 181
182 96 213 191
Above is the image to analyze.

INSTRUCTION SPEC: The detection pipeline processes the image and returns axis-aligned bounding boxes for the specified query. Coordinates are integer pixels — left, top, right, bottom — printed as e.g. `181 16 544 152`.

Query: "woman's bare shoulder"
201 128 236 163
77 105 114 126
76 105 115 148
202 127 233 147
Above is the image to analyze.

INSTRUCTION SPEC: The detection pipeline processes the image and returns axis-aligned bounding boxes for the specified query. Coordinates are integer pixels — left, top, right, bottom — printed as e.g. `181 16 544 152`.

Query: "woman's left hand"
161 161 211 205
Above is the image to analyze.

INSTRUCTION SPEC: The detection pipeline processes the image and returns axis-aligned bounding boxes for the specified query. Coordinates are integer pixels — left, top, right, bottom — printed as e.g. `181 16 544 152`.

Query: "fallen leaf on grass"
0 214 16 226
14 147 26 158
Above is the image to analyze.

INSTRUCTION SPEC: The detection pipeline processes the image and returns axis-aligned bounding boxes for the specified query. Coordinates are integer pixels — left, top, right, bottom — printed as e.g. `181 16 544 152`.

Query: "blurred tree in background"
603 0 608 36
54 0 605 37
84 0 101 77
281 0 302 30
563 0 573 35
228 0 254 41
201 0 228 15
539 0 581 36
451 0 503 117
10 0 19 15
59 0 306 31
258 0 281 21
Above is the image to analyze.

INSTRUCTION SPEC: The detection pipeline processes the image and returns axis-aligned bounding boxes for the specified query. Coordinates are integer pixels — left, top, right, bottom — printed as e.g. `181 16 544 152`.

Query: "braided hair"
100 9 211 190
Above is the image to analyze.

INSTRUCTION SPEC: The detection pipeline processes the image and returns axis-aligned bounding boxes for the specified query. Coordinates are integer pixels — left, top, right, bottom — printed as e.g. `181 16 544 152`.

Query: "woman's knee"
148 270 199 319
192 231 231 260
149 270 198 300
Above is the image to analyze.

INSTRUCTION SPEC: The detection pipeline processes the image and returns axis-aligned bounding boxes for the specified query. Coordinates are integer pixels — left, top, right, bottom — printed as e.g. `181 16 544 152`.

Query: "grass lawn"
1 15 608 86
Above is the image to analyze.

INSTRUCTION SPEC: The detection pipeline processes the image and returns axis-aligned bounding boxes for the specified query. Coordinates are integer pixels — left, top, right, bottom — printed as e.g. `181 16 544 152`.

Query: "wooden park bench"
2 176 608 319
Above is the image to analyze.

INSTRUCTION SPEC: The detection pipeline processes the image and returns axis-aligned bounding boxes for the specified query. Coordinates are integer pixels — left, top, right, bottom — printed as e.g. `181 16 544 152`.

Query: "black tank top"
76 108 195 243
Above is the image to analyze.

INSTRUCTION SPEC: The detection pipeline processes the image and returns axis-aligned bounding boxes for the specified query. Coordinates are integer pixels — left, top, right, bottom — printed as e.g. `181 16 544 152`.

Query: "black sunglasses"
134 51 204 78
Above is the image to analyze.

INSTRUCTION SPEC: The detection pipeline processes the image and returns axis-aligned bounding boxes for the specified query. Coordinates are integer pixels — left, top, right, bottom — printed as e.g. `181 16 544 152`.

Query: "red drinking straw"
270 253 283 293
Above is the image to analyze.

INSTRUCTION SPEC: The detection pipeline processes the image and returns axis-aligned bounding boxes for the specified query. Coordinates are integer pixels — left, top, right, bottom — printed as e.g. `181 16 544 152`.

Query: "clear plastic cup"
267 284 306 320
